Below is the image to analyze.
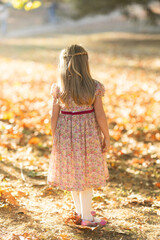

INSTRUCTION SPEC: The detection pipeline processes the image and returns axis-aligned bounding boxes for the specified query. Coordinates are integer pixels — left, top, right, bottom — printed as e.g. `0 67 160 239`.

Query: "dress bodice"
50 79 105 111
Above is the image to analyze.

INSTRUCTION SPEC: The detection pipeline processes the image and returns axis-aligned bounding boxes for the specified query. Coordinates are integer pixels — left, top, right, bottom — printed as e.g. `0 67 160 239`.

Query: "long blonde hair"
58 44 96 108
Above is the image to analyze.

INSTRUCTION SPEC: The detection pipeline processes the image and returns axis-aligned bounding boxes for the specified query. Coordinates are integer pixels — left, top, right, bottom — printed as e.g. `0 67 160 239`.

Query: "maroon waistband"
61 108 94 115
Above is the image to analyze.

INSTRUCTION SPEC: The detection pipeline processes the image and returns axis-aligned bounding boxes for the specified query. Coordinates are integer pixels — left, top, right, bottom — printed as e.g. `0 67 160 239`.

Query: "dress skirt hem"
47 175 109 191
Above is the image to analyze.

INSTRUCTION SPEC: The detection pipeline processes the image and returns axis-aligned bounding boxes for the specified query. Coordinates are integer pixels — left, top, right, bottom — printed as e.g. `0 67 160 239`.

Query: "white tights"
71 187 93 221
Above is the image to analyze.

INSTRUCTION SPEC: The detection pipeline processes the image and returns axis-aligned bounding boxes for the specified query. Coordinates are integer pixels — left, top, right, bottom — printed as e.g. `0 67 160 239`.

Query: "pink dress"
47 79 109 191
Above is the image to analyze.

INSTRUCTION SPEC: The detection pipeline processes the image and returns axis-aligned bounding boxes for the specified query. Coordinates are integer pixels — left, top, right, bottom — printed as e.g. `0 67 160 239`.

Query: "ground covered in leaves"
0 32 160 240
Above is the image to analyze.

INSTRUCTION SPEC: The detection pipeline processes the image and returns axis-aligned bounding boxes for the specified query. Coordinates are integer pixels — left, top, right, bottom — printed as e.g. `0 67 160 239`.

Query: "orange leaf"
59 233 70 240
6 133 23 139
156 196 160 201
132 158 144 164
28 137 40 144
1 190 19 206
155 182 160 188
17 191 28 197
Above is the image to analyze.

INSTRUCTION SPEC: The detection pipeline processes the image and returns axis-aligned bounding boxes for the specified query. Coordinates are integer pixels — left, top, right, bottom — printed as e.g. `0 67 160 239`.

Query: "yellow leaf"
92 196 104 202
2 112 14 120
24 0 41 11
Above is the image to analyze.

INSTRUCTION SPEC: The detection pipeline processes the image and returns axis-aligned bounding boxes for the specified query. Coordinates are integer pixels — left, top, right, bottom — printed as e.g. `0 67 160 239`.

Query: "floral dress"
47 79 109 191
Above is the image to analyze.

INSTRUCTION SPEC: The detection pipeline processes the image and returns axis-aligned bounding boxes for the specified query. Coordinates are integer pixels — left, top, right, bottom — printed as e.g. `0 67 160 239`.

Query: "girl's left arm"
51 99 60 140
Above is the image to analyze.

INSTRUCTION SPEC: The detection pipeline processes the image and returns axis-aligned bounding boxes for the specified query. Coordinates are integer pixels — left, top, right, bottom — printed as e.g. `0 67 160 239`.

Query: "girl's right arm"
50 83 61 140
51 99 60 140
94 95 110 152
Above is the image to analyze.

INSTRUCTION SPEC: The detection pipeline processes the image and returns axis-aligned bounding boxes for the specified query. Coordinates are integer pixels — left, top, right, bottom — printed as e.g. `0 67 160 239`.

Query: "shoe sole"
81 220 98 227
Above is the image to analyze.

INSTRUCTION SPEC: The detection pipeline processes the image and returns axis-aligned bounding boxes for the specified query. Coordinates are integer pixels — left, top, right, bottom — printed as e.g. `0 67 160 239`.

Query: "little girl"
47 44 110 227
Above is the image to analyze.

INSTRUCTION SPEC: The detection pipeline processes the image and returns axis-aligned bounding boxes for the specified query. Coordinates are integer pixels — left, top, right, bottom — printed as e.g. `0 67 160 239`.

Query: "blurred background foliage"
1 0 160 24
67 0 160 24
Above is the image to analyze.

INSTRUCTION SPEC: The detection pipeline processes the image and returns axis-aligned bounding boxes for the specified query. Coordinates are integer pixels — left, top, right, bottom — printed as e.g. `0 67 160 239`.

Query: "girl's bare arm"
51 100 60 139
94 96 110 142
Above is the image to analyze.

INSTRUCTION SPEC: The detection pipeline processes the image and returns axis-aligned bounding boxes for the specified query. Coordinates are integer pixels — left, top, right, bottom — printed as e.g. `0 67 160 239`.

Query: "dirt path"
0 155 160 240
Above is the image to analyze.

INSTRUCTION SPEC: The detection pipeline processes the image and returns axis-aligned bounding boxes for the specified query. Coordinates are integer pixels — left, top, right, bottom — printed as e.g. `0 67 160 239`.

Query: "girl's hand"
102 138 110 153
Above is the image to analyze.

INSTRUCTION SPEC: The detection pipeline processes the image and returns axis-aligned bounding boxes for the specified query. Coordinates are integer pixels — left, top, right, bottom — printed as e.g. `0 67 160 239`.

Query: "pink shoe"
92 217 107 226
91 211 96 216
81 219 98 227
76 211 96 217
97 219 107 226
